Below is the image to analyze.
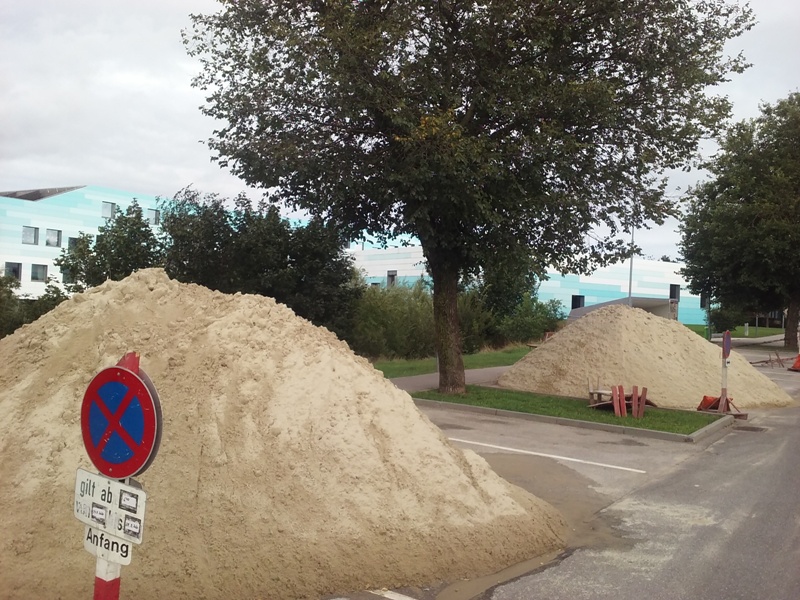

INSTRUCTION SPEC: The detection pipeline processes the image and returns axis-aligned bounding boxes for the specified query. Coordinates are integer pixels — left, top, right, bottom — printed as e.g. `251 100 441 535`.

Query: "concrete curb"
412 397 736 443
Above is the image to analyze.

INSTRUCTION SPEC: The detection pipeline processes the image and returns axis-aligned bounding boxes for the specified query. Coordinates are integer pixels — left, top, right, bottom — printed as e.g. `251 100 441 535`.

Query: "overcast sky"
2 0 799 258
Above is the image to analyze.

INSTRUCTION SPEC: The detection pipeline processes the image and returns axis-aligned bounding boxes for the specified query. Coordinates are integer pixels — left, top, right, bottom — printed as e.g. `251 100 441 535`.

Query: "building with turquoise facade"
2 184 704 325
348 246 705 325
0 186 161 296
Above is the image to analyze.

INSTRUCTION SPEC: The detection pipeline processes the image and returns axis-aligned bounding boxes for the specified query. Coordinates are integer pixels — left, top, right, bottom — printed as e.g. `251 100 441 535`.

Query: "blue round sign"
81 366 161 479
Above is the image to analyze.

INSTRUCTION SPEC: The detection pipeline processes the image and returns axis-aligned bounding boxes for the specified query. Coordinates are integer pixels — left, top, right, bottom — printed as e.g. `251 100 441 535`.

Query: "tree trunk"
786 298 800 352
428 258 466 394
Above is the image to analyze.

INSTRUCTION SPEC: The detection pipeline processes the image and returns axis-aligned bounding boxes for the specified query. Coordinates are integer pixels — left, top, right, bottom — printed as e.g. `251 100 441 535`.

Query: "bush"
708 306 745 333
348 278 565 359
349 279 435 359
0 276 68 340
497 296 565 343
457 288 494 354
0 275 24 339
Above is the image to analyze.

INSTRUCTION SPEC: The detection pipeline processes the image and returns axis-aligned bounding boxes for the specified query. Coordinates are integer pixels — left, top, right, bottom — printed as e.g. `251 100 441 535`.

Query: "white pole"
627 226 635 306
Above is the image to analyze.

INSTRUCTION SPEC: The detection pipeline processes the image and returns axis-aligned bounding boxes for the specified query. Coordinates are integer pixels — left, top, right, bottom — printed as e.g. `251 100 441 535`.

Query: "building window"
22 226 39 245
46 228 62 247
68 237 79 250
387 270 397 287
62 267 75 285
147 208 160 226
31 264 48 282
102 201 116 219
4 262 21 280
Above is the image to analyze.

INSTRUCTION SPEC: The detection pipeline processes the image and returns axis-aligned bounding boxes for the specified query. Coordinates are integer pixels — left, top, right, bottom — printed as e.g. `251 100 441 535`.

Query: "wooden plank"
631 385 640 418
618 385 627 418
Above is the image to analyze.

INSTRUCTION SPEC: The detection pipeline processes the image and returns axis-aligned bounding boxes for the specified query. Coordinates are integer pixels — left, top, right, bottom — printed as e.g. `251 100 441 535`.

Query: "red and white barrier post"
94 558 122 600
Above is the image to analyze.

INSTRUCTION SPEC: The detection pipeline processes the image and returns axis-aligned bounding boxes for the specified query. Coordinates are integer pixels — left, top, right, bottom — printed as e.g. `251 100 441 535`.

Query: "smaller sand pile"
499 305 794 409
0 269 564 600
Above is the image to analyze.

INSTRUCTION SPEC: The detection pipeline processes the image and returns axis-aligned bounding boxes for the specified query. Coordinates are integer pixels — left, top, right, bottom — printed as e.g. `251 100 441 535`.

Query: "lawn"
412 385 722 435
374 345 530 378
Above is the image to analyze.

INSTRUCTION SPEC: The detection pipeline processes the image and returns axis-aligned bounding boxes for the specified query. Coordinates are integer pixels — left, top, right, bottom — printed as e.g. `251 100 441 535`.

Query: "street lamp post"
627 226 635 306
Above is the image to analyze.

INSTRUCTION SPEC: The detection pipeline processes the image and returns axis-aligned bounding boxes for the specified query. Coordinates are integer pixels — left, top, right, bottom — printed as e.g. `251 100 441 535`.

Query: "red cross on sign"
81 354 162 479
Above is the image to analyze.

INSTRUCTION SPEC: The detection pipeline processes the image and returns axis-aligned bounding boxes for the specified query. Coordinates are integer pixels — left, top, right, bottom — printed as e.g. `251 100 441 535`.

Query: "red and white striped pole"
94 557 121 600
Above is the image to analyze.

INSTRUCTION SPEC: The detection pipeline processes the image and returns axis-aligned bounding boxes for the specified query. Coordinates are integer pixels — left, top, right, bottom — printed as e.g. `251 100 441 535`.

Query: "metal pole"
627 226 635 306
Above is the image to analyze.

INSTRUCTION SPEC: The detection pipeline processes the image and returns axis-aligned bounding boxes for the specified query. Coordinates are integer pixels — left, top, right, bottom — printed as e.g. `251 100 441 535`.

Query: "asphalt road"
481 406 800 600
331 338 800 600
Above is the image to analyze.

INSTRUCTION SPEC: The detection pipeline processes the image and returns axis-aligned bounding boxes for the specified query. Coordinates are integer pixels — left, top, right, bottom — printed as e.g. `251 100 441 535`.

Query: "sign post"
720 331 732 413
75 352 161 600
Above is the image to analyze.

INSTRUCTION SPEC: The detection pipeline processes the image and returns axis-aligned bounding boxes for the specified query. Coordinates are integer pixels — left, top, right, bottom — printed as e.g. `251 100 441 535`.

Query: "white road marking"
448 438 647 474
371 591 417 600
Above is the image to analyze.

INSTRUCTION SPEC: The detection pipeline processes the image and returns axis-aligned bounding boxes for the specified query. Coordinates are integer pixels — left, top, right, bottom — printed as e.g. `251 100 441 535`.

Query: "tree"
21 280 68 323
0 276 68 340
680 93 800 350
185 0 753 392
160 188 363 338
159 188 237 292
0 275 23 338
54 200 164 292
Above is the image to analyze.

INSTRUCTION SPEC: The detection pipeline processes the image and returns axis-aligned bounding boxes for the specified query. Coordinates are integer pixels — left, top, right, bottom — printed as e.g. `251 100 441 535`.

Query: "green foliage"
54 201 164 292
53 233 100 293
160 188 363 338
349 279 564 359
20 280 68 323
680 93 800 349
350 280 436 359
186 0 753 390
160 188 236 292
708 306 746 333
457 288 494 354
498 296 565 344
0 275 23 338
413 386 721 436
0 276 68 340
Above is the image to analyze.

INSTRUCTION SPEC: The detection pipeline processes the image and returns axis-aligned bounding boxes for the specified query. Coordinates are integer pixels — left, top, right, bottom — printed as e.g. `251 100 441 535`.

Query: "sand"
0 269 564 599
498 305 794 409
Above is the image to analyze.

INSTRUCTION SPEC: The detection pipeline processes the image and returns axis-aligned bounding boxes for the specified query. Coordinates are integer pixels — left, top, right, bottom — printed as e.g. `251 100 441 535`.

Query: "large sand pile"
499 305 793 409
0 269 564 599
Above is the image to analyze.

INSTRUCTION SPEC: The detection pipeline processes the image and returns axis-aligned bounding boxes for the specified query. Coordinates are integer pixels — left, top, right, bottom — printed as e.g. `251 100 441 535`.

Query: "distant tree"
0 275 23 338
660 255 678 263
473 252 542 320
186 0 753 392
0 276 68 339
680 93 800 350
54 200 164 292
160 188 364 338
21 280 68 323
53 233 101 293
159 188 237 292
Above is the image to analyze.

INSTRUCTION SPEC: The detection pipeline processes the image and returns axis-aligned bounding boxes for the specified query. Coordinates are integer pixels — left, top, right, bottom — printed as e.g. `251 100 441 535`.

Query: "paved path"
390 366 508 393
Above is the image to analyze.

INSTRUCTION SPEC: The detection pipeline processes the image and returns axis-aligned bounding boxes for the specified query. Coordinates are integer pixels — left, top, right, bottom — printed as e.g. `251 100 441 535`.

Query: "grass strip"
375 345 530 378
413 385 722 435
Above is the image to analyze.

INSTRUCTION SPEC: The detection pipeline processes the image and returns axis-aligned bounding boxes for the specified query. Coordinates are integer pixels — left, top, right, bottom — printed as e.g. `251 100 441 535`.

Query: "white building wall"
0 186 161 297
348 246 704 324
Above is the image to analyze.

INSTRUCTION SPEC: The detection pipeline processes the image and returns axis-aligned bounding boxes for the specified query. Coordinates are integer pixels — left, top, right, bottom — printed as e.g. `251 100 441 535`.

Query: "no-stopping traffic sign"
81 355 162 479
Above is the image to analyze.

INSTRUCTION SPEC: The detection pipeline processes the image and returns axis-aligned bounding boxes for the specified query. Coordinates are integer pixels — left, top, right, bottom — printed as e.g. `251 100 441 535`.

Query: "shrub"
457 288 494 354
349 279 435 359
708 306 745 333
498 296 565 343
